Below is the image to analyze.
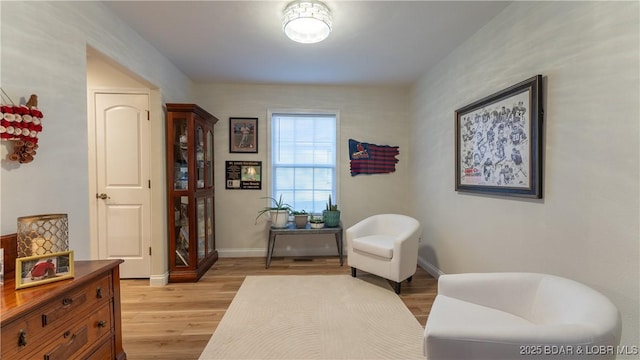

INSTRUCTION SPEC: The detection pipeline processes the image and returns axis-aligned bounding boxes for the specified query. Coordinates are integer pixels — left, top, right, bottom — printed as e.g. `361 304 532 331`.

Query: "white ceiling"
104 1 510 86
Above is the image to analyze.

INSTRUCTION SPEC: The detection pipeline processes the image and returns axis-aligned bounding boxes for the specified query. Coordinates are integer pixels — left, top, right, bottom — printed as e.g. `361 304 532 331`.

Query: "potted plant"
255 195 291 228
322 195 341 228
291 210 308 229
309 214 325 229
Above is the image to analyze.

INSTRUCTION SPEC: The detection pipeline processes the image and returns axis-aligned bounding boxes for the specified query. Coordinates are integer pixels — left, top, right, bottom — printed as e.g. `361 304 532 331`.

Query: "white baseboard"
218 247 341 258
147 254 440 286
417 256 445 279
149 272 169 286
219 250 445 279
218 248 265 258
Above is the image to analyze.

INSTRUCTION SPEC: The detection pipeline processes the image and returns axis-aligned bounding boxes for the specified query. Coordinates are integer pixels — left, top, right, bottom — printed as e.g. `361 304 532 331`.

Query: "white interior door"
94 92 151 278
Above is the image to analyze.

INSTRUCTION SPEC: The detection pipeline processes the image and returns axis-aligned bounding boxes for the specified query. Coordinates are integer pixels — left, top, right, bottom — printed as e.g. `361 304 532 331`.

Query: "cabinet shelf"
166 103 218 282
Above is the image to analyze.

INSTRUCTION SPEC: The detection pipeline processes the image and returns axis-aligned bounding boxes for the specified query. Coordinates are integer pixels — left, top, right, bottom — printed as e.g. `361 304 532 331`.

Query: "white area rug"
199 275 424 360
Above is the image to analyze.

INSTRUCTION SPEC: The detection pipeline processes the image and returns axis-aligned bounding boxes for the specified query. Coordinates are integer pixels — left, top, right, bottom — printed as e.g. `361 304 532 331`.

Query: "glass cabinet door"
206 196 214 255
173 119 188 190
196 126 205 189
174 196 189 267
197 197 206 262
206 130 213 188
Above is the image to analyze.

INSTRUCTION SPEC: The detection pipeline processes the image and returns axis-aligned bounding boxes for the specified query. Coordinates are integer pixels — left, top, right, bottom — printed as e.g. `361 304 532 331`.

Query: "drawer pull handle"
18 330 27 347
43 294 86 327
44 326 88 360
96 287 103 299
98 320 107 328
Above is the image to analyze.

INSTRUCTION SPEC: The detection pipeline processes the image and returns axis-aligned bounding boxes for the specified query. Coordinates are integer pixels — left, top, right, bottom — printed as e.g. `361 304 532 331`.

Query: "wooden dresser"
1 259 127 360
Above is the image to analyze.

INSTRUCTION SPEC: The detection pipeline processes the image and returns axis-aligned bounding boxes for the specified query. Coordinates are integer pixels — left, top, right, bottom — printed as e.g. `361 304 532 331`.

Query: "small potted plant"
309 214 324 229
322 195 341 228
291 210 308 229
255 195 291 228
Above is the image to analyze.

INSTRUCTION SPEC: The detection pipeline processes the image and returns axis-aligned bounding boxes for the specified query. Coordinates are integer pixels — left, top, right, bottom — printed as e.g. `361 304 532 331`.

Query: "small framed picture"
225 160 262 190
16 251 74 289
229 117 258 153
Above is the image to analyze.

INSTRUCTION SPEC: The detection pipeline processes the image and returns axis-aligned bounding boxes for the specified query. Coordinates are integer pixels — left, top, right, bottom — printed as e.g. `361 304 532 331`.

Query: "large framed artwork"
455 75 543 198
229 117 258 153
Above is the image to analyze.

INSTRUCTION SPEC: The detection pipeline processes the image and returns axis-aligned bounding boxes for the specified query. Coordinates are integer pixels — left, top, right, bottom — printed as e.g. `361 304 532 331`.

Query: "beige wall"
0 2 192 264
195 83 411 257
410 1 639 353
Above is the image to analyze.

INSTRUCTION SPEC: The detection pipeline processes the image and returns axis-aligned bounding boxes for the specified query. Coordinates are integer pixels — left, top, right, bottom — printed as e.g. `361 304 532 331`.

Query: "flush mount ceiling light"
282 0 333 44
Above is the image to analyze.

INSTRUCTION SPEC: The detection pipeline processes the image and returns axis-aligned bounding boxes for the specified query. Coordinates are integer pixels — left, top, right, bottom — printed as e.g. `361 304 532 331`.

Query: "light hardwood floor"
120 256 438 360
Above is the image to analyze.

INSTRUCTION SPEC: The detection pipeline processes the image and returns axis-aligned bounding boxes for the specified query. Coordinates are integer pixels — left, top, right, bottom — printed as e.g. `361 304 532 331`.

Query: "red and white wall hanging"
0 90 43 164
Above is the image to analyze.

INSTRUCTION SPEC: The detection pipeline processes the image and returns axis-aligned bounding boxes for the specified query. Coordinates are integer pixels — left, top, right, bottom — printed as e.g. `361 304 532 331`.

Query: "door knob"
96 193 110 200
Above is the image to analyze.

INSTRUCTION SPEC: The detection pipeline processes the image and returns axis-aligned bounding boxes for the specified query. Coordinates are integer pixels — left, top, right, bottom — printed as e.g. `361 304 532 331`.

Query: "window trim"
266 109 340 214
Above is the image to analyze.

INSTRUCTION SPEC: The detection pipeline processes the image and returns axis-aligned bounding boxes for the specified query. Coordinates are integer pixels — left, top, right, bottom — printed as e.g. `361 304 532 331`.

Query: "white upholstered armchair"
346 214 421 294
424 272 622 360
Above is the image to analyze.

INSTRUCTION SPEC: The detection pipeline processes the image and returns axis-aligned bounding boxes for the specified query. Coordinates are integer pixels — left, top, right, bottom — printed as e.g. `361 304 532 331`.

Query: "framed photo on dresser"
15 250 74 289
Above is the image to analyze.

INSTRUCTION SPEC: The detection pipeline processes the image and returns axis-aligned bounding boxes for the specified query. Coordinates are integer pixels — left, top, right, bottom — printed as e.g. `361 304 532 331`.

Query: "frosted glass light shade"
283 0 332 44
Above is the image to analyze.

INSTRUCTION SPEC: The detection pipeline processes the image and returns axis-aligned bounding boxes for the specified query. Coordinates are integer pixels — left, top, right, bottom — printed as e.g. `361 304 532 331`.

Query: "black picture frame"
455 75 543 198
225 161 262 190
229 117 258 153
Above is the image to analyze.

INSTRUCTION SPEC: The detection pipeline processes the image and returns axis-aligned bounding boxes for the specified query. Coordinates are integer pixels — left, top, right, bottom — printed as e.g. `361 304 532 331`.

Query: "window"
270 112 337 214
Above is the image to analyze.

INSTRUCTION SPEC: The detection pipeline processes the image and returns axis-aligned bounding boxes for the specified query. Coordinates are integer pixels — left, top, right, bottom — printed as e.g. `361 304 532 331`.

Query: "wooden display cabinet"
166 104 218 282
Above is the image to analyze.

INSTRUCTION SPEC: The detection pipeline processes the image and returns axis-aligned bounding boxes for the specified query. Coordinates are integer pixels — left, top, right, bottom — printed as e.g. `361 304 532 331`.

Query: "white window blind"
271 113 337 214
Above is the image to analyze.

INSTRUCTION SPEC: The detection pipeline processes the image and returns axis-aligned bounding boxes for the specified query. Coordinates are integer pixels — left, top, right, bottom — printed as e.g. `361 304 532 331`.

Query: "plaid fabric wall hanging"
348 139 399 176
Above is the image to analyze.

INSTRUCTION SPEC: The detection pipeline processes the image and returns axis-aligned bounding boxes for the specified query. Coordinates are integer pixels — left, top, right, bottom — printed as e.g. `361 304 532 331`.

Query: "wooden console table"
266 222 343 268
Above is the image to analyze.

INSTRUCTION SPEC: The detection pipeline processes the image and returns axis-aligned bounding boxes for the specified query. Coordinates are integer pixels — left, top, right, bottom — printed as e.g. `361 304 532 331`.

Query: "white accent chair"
424 272 622 360
346 214 421 294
